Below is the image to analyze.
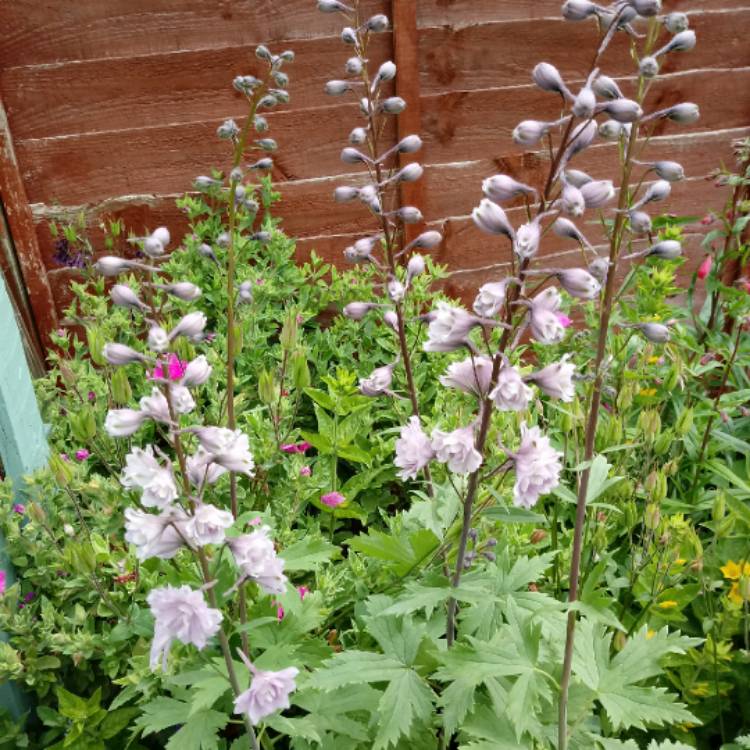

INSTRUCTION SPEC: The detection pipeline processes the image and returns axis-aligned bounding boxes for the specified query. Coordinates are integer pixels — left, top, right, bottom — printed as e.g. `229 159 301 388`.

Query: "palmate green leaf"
646 742 694 750
280 536 337 571
708 459 750 496
294 684 380 742
373 669 436 750
347 528 439 576
164 708 228 750
592 737 640 749
598 684 696 732
460 703 533 749
363 596 427 665
135 696 191 735
381 574 490 618
264 714 322 744
308 651 406 690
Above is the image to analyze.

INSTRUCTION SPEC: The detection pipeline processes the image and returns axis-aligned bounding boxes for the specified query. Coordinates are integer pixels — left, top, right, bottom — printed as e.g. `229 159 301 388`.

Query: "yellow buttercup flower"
720 560 750 580
639 388 657 397
658 600 679 609
647 356 660 364
728 583 743 606
646 629 656 640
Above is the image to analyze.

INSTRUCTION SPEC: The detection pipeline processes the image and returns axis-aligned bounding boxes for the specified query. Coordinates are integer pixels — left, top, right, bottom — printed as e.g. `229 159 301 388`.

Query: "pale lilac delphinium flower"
186 446 228 487
510 424 563 509
183 503 234 547
528 287 566 345
526 356 577 402
490 364 533 412
139 388 172 424
423 302 481 352
147 584 223 670
473 279 511 318
121 446 178 509
105 408 149 437
228 525 287 595
234 650 299 725
439 356 493 396
170 384 196 414
394 417 434 480
124 507 188 561
191 427 256 475
359 363 396 397
432 426 482 474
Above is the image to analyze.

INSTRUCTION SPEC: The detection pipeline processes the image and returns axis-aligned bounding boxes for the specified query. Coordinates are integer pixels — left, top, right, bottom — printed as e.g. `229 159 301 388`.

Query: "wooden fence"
1 0 749 352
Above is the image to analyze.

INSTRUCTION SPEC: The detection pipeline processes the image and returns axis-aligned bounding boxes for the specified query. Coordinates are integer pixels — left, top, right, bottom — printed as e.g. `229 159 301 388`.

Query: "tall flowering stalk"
317 0 442 495
93 44 301 750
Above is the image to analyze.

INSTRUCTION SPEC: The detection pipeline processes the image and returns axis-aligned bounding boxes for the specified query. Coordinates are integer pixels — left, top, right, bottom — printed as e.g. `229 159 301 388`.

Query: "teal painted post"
0 274 48 719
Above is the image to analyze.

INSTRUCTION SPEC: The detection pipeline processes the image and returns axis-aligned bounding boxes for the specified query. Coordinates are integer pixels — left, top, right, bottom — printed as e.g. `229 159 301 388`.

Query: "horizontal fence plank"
0 0 387 67
14 67 750 207
4 9 747 142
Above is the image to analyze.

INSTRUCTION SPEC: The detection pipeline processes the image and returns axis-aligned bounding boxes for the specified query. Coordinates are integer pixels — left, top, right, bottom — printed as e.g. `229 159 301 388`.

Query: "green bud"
258 369 276 405
739 576 750 602
712 491 726 522
617 382 636 411
676 407 694 436
87 327 106 366
70 406 97 442
624 500 638 529
58 361 77 386
638 408 661 442
653 429 673 457
68 542 96 575
291 350 311 390
110 367 132 405
644 503 661 530
49 454 73 485
648 471 667 503
663 364 680 392
280 312 298 351
613 631 627 652
27 502 47 524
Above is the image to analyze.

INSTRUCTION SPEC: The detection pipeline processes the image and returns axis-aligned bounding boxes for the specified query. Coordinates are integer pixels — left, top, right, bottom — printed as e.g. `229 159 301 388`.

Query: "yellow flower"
689 682 711 697
639 388 657 397
647 356 660 364
675 558 686 565
728 583 743 606
658 600 679 609
646 629 656 640
720 560 750 580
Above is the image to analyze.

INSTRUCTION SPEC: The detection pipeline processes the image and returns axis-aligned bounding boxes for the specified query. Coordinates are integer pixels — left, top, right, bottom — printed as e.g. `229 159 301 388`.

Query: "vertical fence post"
392 0 426 243
0 273 48 719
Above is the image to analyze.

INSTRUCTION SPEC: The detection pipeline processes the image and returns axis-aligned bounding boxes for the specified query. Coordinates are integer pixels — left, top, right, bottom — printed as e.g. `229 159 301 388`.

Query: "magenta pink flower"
60 453 70 462
87 391 96 402
697 255 713 280
556 313 573 328
281 442 311 454
75 449 90 461
150 353 188 381
12 504 25 515
298 586 309 600
299 466 311 477
0 570 6 595
321 492 345 508
276 602 285 621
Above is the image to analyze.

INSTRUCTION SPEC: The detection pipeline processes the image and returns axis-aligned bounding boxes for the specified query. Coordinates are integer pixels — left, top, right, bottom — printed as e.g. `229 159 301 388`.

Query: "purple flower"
60 453 70 462
321 492 345 508
52 238 86 269
281 442 312 454
439 356 493 396
12 504 25 515
526 356 577 402
432 425 482 475
75 449 90 461
234 652 299 725
298 586 310 600
87 391 96 402
510 424 563 509
299 466 312 477
394 417 434 480
490 365 533 412
0 570 5 595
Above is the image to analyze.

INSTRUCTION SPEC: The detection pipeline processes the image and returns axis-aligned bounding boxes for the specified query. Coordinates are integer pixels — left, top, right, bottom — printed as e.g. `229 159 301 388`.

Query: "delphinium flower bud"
161 282 202 302
366 14 389 32
249 157 273 171
345 57 363 75
105 408 148 437
217 119 240 139
564 169 593 188
395 134 422 154
630 0 661 17
349 127 367 144
645 102 700 124
407 254 426 282
572 70 598 119
656 30 697 56
343 301 378 320
140 387 171 423
580 179 615 208
94 256 138 276
513 119 558 146
199 243 220 266
628 210 652 235
526 355 577 401
562 120 597 162
341 147 370 165
510 424 562 508
111 284 147 310
515 219 542 259
359 363 395 396
440 356 494 396
588 256 610 284
394 417 434 480
233 75 260 94
254 115 269 132
472 199 515 239
639 57 659 79
270 87 290 103
553 217 595 251
374 60 397 86
598 119 626 141
665 12 689 34
592 75 623 101
334 186 359 203
529 288 565 344
598 6 637 29
604 99 643 123
432 426 482 474
562 0 600 21
182 355 212 387
393 162 423 183
148 326 170 353
636 179 672 207
556 268 601 299
238 281 253 304
341 27 357 44
379 96 406 114
560 180 586 217
255 44 272 61
325 79 353 96
637 322 671 343
383 310 399 332
318 0 352 11
532 62 572 99
474 279 511 317
169 311 208 340
194 175 221 189
648 240 682 259
103 343 147 366
395 206 423 224
230 167 243 182
406 230 442 252
652 161 685 182
387 278 406 302
483 175 536 202
257 138 278 152
358 184 380 212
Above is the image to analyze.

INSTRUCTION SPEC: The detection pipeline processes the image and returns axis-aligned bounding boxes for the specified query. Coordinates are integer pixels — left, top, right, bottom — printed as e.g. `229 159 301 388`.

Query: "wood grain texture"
0 0 388 67
5 9 747 143
14 66 750 208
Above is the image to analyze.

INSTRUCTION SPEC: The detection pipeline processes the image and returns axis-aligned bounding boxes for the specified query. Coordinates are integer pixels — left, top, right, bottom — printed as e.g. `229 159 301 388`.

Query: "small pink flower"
276 602 285 621
255 278 265 286
87 391 96 402
299 466 311 477
75 449 90 461
56 328 66 337
249 516 262 527
150 354 187 381
697 255 713 280
12 504 25 515
281 442 311 455
0 570 6 595
321 492 345 508
60 453 70 462
556 313 573 328
701 213 716 226
297 586 309 600
296 314 304 324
